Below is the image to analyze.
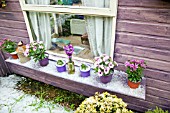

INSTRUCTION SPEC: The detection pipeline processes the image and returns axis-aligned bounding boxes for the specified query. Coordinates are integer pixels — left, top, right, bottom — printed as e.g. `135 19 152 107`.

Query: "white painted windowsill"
6 58 146 99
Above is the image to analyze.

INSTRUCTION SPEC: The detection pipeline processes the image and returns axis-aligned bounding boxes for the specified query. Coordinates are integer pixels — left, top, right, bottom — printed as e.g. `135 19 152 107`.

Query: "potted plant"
24 41 49 66
55 60 66 72
75 92 133 113
125 59 147 89
64 44 75 74
16 41 31 63
0 38 18 59
94 54 118 84
80 63 91 77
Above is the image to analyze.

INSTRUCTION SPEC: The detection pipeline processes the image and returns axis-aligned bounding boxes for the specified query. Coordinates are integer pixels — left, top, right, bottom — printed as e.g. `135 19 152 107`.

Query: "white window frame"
19 0 118 63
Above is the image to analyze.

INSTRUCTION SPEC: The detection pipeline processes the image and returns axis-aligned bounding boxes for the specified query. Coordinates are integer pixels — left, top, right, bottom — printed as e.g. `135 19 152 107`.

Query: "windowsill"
6 58 146 100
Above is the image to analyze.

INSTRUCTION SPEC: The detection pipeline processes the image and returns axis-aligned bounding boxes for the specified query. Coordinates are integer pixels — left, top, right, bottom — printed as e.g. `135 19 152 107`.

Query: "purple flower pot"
80 65 91 77
100 74 112 84
39 57 49 66
56 60 66 72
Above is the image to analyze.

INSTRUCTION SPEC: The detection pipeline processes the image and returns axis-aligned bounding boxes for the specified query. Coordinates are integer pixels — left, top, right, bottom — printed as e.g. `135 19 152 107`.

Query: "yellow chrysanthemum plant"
75 92 133 113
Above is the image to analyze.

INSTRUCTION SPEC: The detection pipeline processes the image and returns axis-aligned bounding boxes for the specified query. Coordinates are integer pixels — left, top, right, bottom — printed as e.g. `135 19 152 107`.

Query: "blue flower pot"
56 60 66 72
80 65 91 77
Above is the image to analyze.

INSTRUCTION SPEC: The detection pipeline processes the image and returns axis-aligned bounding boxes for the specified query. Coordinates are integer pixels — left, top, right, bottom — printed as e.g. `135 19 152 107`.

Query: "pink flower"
26 44 30 49
33 47 37 51
98 71 103 76
125 61 130 67
25 48 29 53
39 45 44 49
139 60 144 64
94 62 99 68
0 42 3 46
104 67 110 74
130 64 134 68
103 56 109 61
133 64 138 71
109 63 114 68
141 63 146 68
97 58 103 64
24 51 29 57
94 57 99 61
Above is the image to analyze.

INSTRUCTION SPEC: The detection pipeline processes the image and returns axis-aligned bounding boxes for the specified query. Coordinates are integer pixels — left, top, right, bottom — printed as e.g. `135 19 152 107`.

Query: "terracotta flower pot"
100 74 112 84
128 80 140 89
39 57 49 67
10 52 18 59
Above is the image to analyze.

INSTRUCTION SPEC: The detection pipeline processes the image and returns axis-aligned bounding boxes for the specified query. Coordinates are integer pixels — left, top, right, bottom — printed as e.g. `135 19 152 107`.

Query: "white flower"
24 51 29 57
109 62 114 68
94 62 99 68
97 58 103 64
39 45 44 49
104 67 110 74
39 41 43 44
105 61 109 65
103 56 110 62
100 65 104 70
98 71 103 76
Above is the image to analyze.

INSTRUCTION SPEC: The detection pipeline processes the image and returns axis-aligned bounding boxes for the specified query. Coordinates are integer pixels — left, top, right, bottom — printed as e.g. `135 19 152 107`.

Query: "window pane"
27 12 113 62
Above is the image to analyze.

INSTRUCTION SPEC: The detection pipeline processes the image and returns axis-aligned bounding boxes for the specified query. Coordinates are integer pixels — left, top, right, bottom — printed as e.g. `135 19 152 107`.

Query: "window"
19 0 118 63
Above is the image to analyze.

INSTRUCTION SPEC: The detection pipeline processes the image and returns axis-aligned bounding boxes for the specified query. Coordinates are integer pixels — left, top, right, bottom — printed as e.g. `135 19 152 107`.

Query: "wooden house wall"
0 0 169 112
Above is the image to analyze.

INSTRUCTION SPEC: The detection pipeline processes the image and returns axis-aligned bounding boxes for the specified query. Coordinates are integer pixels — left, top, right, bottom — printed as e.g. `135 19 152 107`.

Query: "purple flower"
125 61 130 67
141 63 146 68
133 64 138 71
33 47 37 51
130 64 134 68
139 60 144 64
64 44 74 57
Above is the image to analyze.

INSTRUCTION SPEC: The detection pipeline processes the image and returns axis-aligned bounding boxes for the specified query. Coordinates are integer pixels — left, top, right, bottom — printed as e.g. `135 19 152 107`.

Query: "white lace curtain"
82 0 112 57
27 0 51 50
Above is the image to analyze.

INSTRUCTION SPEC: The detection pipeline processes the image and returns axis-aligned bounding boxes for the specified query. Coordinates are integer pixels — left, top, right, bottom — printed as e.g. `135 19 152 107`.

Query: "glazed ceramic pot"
10 51 18 59
80 65 91 77
39 56 49 66
17 53 30 63
100 74 112 84
127 80 141 89
56 60 66 72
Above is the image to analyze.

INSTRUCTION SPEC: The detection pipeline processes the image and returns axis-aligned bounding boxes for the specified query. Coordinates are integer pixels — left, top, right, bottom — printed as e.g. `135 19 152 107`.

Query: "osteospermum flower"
33 47 37 51
109 63 114 68
98 71 103 76
104 67 110 74
26 44 30 49
125 61 130 67
103 56 109 62
24 51 29 57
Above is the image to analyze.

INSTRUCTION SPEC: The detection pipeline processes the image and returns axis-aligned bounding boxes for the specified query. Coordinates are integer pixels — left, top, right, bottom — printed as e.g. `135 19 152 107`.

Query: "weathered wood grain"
0 34 29 44
0 19 26 29
0 51 11 76
118 7 170 24
0 27 28 37
146 94 170 107
0 12 24 21
119 0 170 8
116 32 170 50
117 20 170 38
0 2 21 12
114 53 170 72
147 78 170 91
115 43 170 62
147 87 170 100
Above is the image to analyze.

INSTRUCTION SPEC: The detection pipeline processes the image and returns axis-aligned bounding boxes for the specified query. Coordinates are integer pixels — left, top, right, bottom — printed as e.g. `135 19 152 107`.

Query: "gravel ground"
0 75 74 113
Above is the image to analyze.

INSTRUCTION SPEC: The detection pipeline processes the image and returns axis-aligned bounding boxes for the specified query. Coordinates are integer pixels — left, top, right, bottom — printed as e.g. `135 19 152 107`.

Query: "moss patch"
16 76 86 110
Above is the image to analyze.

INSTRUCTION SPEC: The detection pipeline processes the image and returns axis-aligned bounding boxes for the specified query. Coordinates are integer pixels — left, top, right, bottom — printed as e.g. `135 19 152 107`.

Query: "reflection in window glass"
27 11 112 61
50 14 94 61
